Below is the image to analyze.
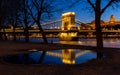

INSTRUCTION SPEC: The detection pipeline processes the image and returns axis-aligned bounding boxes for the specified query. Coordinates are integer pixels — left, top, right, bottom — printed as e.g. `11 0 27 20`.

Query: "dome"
110 15 115 22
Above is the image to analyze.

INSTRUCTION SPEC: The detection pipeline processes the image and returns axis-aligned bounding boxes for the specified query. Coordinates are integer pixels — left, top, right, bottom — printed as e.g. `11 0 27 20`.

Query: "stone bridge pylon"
59 12 78 41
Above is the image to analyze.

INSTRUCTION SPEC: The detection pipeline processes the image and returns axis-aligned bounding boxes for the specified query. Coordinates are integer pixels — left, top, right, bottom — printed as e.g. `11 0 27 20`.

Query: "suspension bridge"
0 12 120 38
0 19 85 34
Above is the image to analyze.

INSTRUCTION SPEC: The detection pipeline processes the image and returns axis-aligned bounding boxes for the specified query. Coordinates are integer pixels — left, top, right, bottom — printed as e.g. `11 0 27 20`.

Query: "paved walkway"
0 40 120 75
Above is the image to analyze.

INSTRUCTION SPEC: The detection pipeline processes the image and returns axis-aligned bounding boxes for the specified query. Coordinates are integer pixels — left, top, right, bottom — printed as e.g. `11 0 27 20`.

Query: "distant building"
88 15 120 30
79 23 93 30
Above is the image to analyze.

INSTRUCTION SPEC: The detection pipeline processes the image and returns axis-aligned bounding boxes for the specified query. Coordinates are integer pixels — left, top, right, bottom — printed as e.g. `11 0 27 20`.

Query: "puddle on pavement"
3 49 97 64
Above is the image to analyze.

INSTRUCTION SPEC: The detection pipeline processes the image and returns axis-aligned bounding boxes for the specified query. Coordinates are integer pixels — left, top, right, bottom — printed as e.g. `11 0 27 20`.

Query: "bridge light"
58 27 61 29
54 26 57 29
50 27 53 29
62 12 75 16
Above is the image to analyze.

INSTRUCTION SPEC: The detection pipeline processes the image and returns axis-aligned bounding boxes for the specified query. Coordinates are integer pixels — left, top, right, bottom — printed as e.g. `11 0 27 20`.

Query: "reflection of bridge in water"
40 49 91 64
44 50 90 58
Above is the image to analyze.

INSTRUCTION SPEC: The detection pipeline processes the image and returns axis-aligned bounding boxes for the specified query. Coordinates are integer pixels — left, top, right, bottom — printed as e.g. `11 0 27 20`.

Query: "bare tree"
6 0 22 41
86 0 120 49
28 0 55 63
29 0 54 43
0 0 9 40
20 0 32 42
0 0 19 40
81 0 120 58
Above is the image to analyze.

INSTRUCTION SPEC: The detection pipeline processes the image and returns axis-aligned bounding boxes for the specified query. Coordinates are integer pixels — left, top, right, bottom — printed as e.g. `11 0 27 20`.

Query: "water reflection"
60 38 120 48
62 49 75 64
9 38 120 48
3 49 96 64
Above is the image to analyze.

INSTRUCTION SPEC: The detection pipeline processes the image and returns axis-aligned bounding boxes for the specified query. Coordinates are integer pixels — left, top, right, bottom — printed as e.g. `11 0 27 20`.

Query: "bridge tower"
59 12 78 41
62 12 75 30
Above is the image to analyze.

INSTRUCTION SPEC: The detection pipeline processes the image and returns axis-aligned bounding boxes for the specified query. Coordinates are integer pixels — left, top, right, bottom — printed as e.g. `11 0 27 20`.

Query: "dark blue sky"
53 1 120 23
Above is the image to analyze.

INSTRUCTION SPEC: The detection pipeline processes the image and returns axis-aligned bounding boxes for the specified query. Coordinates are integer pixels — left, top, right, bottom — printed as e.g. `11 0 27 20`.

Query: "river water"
28 38 120 48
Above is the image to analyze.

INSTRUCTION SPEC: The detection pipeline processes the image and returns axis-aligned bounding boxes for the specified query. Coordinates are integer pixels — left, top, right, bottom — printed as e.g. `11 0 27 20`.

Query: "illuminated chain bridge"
0 19 85 33
1 12 120 38
40 19 84 29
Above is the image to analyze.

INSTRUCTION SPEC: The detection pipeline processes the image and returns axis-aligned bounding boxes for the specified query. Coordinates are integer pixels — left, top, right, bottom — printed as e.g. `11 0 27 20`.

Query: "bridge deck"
1 29 120 34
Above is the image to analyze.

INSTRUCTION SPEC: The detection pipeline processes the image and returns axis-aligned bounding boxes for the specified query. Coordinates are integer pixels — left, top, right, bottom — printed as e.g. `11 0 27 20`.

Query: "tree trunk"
13 26 16 41
3 28 8 40
95 0 103 49
37 21 48 43
95 14 103 49
0 32 3 40
0 23 3 40
95 0 103 58
24 54 29 64
38 51 46 63
24 27 29 42
36 21 48 63
23 0 29 43
95 14 104 58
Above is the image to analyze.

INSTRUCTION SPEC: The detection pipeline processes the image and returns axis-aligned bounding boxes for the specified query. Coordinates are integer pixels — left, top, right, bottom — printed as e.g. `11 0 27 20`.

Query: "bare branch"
87 0 95 11
100 0 114 15
67 0 80 9
32 0 39 10
28 5 36 22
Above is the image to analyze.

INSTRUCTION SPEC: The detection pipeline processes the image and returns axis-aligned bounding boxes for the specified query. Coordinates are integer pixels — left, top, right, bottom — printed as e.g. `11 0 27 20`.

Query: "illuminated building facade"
79 15 120 30
89 15 120 30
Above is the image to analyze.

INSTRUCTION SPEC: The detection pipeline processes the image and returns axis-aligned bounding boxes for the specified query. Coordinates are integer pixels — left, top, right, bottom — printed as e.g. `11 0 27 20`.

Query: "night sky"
53 1 120 23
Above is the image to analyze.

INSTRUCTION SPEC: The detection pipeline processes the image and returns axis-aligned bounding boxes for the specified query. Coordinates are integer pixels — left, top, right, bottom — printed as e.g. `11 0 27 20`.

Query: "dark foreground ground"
0 40 120 75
